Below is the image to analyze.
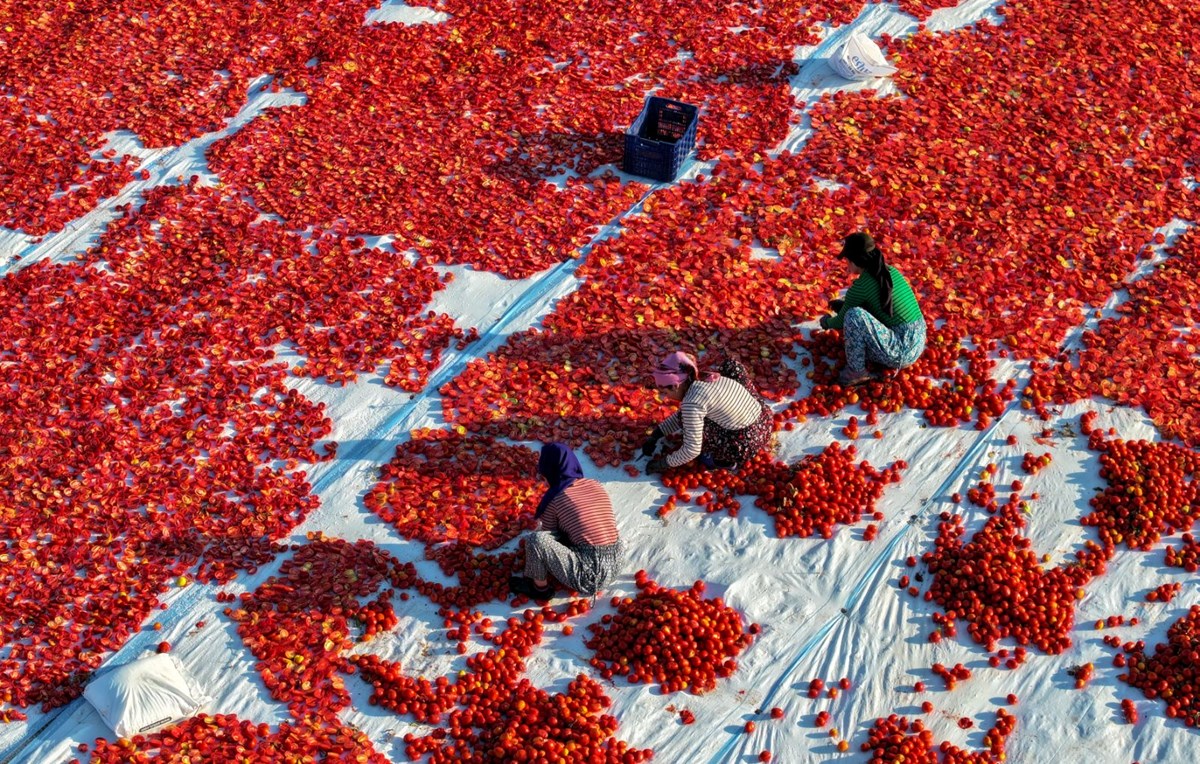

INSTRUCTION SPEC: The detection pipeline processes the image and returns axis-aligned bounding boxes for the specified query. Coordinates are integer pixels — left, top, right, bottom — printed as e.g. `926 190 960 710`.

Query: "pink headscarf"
652 351 699 387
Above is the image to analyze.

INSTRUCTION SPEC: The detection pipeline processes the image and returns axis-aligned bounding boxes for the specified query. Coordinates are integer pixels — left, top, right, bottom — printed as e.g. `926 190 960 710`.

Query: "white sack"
83 653 210 738
830 32 898 81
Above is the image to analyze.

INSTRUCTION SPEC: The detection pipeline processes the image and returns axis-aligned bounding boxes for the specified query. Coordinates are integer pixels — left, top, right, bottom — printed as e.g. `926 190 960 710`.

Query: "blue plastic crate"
623 96 698 183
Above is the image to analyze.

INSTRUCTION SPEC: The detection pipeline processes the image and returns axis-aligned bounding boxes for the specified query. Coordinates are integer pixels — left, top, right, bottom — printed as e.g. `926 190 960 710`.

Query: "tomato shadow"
801 731 845 756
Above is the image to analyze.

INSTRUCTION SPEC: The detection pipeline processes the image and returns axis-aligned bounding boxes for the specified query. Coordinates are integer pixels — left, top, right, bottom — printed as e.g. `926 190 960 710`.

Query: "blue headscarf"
534 442 584 518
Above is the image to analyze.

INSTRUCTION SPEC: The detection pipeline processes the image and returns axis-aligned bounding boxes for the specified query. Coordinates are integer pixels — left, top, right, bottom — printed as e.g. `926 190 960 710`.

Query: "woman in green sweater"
819 232 926 386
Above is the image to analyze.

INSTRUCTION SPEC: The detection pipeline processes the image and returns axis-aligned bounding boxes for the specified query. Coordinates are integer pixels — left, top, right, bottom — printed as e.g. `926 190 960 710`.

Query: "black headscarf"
534 442 584 519
841 232 894 318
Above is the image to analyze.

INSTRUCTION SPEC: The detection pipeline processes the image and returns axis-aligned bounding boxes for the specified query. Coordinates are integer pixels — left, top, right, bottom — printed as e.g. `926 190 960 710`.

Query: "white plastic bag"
831 32 897 81
84 653 210 738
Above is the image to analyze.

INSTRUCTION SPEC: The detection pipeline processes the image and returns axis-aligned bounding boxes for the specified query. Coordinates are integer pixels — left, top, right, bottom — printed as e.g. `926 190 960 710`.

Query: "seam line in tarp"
705 405 1012 764
841 413 1006 614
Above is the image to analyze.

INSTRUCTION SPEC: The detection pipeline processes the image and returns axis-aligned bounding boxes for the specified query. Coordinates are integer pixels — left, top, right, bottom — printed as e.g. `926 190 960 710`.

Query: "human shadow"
481 129 625 186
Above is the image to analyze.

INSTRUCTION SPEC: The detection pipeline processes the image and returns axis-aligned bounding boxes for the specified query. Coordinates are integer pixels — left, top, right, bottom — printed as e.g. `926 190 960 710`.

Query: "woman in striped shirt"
819 232 926 386
509 442 624 602
641 351 773 473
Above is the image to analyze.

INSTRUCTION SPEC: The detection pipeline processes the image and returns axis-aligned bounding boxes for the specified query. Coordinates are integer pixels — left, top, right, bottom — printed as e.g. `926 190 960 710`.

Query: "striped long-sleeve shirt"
825 266 924 329
538 478 620 546
658 376 762 468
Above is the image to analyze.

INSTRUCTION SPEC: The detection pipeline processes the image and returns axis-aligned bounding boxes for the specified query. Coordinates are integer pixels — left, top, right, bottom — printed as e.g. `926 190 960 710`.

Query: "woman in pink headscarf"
641 351 773 473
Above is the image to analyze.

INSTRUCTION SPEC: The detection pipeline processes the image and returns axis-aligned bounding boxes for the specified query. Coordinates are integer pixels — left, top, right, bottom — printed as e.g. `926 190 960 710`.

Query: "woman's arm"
657 409 683 435
823 274 875 329
663 391 706 468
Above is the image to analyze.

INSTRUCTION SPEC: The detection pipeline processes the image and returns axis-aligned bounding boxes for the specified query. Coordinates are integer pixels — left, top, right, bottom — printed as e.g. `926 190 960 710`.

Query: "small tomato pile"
1122 698 1139 725
651 441 903 539
364 429 540 549
924 499 1105 654
786 329 1014 431
586 573 753 694
75 715 387 764
1079 430 1200 551
862 709 1016 764
653 450 784 519
749 442 904 539
1145 582 1182 603
1164 532 1200 573
1117 604 1200 728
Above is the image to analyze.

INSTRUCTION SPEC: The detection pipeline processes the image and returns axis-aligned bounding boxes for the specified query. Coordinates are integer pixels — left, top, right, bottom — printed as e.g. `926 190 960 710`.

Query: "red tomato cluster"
1121 698 1139 724
419 541 527 612
1145 582 1182 603
983 647 1030 671
861 709 1016 764
804 675 852 701
1116 605 1200 727
930 662 972 691
1164 533 1200 573
1096 614 1131 630
1027 229 1200 445
750 443 904 539
1068 662 1095 690
416 540 534 654
585 573 753 694
405 670 650 764
364 429 540 549
228 535 410 719
75 715 387 764
352 652 461 725
650 443 904 536
0 96 133 235
924 497 1105 654
649 450 780 519
1020 451 1052 474
1080 434 1200 550
787 330 1014 430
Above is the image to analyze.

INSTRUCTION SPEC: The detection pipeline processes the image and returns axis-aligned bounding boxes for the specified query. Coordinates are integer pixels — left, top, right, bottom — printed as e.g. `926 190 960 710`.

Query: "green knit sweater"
825 266 923 330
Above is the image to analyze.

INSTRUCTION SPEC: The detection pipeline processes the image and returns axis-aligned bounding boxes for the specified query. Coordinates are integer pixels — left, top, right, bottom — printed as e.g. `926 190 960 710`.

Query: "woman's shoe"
509 576 554 602
837 369 875 387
